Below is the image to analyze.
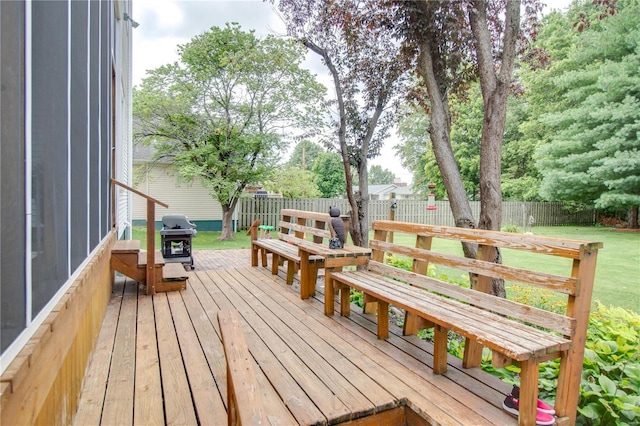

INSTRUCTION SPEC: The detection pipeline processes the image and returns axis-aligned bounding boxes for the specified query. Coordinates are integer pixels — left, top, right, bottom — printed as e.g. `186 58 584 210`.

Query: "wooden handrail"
112 179 169 295
111 178 168 208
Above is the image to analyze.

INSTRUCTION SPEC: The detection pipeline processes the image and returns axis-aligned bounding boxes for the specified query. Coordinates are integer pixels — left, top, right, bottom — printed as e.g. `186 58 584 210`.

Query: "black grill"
160 214 197 269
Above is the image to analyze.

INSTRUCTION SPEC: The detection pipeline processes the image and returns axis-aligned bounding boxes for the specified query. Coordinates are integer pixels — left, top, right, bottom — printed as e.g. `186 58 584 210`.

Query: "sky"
131 0 574 185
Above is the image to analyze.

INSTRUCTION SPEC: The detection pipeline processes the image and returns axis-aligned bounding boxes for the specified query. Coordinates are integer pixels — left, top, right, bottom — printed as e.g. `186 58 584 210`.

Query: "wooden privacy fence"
238 198 596 230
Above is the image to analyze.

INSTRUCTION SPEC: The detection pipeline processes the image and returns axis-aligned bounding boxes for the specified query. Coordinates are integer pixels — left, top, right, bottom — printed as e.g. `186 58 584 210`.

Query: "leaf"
578 402 603 419
599 375 619 396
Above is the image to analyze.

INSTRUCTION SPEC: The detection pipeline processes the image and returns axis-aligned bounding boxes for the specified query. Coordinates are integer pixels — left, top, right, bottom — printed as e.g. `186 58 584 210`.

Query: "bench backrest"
279 209 350 243
369 220 602 339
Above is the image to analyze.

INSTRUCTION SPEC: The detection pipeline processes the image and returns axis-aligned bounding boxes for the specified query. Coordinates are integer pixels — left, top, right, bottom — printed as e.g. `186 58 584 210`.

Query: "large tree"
133 24 326 239
535 0 639 227
277 0 408 247
394 0 541 296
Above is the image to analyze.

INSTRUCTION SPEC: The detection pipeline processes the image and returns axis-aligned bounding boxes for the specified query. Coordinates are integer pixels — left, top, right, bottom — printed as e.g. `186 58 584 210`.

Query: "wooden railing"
112 179 168 295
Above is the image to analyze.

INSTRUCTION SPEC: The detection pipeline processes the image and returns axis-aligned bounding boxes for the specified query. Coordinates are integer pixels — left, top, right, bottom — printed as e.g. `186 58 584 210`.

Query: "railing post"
147 199 156 295
112 179 168 296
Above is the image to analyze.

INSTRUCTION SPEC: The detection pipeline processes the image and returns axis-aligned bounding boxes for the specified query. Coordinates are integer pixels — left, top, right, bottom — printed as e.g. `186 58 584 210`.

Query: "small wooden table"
279 234 371 315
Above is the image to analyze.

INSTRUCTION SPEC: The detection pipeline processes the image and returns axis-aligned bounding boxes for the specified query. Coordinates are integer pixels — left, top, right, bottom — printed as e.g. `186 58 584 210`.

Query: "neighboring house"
1 1 134 423
352 183 417 200
132 143 234 231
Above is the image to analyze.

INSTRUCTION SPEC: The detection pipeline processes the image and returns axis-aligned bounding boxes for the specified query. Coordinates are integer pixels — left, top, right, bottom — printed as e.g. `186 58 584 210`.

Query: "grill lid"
161 214 197 235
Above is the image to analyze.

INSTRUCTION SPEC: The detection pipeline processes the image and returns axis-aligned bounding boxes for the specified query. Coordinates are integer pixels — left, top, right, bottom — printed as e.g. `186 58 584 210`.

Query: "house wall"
132 164 229 231
0 0 134 423
0 232 116 425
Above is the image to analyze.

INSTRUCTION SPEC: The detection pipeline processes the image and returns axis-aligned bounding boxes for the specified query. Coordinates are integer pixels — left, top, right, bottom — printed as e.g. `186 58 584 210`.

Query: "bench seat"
252 238 324 285
331 266 571 363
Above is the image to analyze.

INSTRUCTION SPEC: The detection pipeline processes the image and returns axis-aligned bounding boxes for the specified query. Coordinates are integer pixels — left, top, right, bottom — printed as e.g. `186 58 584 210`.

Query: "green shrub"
385 254 413 271
501 223 521 233
350 289 364 307
574 304 640 425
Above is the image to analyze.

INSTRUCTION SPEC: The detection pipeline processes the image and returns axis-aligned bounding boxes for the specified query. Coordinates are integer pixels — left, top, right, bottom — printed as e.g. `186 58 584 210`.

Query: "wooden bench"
248 209 347 286
329 220 602 426
217 310 270 426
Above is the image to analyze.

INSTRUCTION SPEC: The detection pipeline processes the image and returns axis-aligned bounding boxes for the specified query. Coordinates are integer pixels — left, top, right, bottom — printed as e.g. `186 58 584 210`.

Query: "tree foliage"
276 0 409 246
133 24 326 238
312 151 347 198
535 0 640 225
264 167 321 198
368 165 395 185
287 140 324 170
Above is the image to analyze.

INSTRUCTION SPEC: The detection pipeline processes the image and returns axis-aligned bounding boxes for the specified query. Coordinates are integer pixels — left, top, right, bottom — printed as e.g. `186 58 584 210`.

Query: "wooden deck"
74 249 518 425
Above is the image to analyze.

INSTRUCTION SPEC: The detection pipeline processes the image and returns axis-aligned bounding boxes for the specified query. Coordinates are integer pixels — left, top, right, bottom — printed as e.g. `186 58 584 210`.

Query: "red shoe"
503 395 556 425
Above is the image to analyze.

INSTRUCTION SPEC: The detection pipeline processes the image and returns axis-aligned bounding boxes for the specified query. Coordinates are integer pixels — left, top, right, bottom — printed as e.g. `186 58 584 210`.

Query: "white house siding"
132 164 225 229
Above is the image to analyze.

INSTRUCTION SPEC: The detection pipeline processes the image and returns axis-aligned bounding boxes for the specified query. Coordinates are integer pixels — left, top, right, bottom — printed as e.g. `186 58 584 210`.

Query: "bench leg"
324 267 336 315
403 312 434 336
433 325 449 374
377 300 389 339
555 351 571 420
286 260 296 285
309 264 319 296
462 337 484 369
338 283 350 316
251 244 259 267
518 360 540 426
362 293 378 314
300 251 311 300
260 248 268 267
271 254 280 275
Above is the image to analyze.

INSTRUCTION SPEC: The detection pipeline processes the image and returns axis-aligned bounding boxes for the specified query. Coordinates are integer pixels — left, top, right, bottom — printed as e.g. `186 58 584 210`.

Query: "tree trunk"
416 41 478 260
629 206 639 229
352 162 369 248
219 204 236 240
468 0 521 297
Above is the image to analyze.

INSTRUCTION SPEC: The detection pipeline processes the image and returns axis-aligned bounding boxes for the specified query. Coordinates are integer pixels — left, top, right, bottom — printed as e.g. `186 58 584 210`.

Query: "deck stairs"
111 239 189 293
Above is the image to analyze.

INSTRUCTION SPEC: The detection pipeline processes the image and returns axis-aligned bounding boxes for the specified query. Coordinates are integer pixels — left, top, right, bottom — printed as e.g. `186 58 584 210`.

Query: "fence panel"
237 198 596 230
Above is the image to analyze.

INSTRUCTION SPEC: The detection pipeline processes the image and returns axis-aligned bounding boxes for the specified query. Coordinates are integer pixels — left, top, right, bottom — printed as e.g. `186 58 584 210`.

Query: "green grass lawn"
390 226 639 313
133 225 639 312
132 227 253 251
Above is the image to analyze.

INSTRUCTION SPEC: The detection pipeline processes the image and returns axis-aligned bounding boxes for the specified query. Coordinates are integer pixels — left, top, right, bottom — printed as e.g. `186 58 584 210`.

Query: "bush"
501 223 521 233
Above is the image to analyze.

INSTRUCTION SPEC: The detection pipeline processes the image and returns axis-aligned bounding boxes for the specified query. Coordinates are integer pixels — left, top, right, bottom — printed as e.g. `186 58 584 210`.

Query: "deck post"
146 200 156 295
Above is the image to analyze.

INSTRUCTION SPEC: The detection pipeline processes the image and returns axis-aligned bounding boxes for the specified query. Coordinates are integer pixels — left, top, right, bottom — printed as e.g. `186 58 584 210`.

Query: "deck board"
100 279 137 425
74 249 518 426
134 285 164 426
154 293 199 425
220 267 379 421
73 278 125 425
167 291 227 426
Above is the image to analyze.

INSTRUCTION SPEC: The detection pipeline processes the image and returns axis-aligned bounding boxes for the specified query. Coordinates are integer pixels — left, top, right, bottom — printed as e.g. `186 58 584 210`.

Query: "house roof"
353 184 414 196
133 142 172 163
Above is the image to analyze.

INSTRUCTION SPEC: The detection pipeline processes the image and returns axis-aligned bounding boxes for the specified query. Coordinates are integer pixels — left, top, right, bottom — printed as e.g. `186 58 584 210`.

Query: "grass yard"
132 225 638 312
132 227 253 251
389 226 639 313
